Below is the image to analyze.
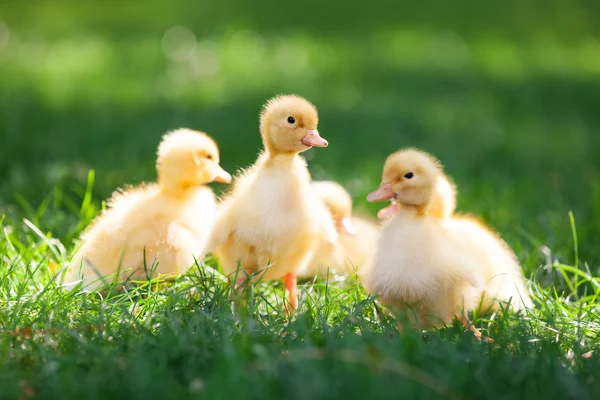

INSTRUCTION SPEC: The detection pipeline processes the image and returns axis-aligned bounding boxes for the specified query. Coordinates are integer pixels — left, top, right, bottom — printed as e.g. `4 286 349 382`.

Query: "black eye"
287 116 295 124
206 154 213 160
404 172 414 179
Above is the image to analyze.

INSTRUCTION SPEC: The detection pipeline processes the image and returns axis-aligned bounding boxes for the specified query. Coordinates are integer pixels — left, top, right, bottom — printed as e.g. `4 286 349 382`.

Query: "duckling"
363 149 531 336
301 181 379 278
376 174 456 220
66 128 231 290
207 95 336 310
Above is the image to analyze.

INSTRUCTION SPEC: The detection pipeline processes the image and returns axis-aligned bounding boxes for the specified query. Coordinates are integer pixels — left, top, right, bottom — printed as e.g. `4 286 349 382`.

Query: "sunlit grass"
0 183 599 397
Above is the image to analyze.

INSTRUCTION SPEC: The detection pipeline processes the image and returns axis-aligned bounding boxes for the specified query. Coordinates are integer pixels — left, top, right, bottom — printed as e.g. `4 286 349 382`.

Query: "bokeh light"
162 26 197 61
190 39 221 78
428 30 470 70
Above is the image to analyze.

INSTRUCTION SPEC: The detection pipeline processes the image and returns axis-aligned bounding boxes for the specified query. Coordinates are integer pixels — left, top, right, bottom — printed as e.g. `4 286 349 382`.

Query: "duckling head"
367 149 442 212
312 181 356 236
156 128 231 191
376 175 455 220
259 95 328 155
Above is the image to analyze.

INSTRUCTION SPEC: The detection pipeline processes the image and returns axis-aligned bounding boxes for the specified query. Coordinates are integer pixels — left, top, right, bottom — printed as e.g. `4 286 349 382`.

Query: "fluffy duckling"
301 181 379 278
66 129 231 290
208 95 336 310
363 149 531 335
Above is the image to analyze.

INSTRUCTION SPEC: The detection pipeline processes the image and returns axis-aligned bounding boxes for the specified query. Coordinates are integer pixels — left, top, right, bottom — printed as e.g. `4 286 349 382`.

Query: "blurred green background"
1 0 599 264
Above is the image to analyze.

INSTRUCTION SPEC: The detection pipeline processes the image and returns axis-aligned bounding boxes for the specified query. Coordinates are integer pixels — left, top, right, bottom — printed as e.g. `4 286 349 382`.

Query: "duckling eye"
287 116 296 124
206 154 213 160
404 172 414 179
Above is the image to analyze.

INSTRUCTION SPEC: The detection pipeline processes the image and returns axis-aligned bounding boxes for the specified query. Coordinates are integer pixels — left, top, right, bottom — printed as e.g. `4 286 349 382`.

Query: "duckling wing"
443 215 532 311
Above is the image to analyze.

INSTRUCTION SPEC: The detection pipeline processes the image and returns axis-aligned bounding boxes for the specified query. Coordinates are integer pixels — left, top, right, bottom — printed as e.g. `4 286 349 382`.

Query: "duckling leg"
283 272 298 312
235 272 249 288
456 313 494 343
456 312 481 336
228 271 250 311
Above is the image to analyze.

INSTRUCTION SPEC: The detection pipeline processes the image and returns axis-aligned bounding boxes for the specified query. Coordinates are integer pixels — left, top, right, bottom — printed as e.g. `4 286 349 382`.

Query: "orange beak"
301 129 328 147
339 217 357 236
377 202 400 219
212 165 232 184
367 183 395 202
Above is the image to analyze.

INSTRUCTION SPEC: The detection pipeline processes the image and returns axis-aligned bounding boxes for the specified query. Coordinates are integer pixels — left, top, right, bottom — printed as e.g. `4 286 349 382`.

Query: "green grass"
1 1 600 398
1 199 600 399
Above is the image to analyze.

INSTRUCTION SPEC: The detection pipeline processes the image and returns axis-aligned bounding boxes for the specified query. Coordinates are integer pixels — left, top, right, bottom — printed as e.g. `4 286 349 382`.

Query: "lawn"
1 1 600 398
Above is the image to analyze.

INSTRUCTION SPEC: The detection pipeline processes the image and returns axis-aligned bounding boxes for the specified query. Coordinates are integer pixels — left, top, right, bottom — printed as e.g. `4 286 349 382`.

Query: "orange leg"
235 273 248 290
456 313 494 343
283 272 298 312
229 273 249 312
456 312 481 338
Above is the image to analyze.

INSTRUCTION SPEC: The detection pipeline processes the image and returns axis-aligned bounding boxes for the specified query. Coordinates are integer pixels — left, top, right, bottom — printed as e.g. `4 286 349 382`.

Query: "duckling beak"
339 217 357 236
212 165 232 184
301 129 328 147
367 183 394 202
377 202 400 219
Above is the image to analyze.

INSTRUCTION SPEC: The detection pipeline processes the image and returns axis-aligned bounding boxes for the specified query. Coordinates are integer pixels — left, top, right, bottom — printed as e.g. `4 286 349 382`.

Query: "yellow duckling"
207 95 336 310
300 181 379 278
66 128 231 290
363 148 531 336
